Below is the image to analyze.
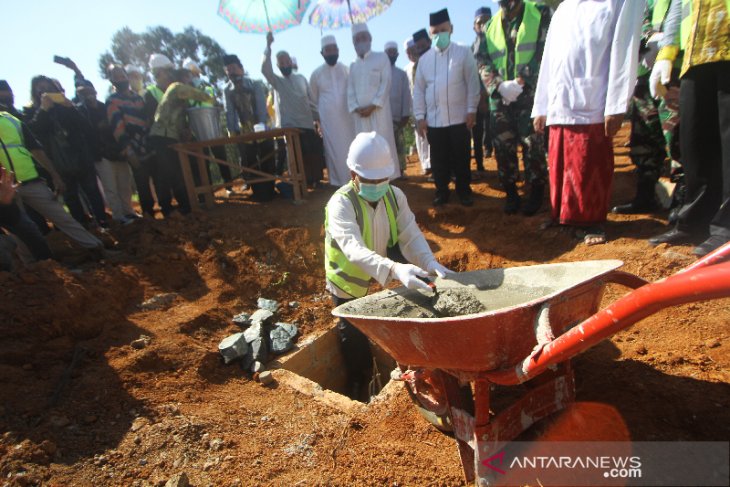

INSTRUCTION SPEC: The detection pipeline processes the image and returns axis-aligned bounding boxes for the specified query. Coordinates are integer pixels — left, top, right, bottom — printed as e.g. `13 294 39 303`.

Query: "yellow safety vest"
0 112 40 183
485 1 542 80
146 84 165 103
325 182 399 298
681 0 730 50
189 84 217 108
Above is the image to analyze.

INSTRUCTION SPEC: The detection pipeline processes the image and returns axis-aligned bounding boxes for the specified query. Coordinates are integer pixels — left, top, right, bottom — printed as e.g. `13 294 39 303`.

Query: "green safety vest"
146 84 165 103
485 0 541 80
324 182 399 299
189 84 217 108
0 112 40 183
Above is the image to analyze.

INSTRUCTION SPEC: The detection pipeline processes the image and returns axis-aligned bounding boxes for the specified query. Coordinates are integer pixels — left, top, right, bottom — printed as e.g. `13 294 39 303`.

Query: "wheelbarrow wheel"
404 380 454 433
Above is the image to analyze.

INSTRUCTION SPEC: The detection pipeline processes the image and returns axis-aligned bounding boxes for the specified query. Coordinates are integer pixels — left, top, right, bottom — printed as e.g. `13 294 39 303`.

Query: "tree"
98 25 228 87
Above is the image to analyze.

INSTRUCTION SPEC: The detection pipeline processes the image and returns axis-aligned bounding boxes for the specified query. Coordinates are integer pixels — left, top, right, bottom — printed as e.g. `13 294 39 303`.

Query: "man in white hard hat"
347 23 401 179
124 64 146 97
144 53 175 126
310 35 356 187
324 131 452 399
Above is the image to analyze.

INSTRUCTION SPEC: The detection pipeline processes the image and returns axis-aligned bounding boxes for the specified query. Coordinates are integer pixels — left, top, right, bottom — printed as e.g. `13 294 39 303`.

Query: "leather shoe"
692 235 729 257
460 195 474 207
648 228 695 246
433 195 448 207
611 199 659 214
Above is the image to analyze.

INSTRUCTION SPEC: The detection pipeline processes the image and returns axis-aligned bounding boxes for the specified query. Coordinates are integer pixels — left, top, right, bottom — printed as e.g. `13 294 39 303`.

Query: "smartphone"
47 93 66 103
53 55 71 67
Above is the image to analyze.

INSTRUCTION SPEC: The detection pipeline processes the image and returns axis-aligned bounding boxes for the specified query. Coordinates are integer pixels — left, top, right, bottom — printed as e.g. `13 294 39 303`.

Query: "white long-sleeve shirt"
325 184 436 298
531 0 645 125
413 42 480 128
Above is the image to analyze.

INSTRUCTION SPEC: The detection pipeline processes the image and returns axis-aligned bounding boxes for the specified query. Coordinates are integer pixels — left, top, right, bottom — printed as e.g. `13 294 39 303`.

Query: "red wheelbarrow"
333 243 730 485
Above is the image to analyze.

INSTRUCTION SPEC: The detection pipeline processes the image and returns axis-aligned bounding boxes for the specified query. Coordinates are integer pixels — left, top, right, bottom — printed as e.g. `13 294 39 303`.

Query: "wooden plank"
177 148 199 211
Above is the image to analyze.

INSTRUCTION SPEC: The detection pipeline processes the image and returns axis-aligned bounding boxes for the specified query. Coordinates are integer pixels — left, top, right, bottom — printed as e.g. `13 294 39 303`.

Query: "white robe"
310 62 356 187
347 50 401 178
531 0 645 125
406 61 430 173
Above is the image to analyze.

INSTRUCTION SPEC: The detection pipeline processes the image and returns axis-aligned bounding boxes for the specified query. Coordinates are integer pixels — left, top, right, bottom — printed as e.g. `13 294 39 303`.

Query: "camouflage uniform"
476 2 551 214
629 4 682 186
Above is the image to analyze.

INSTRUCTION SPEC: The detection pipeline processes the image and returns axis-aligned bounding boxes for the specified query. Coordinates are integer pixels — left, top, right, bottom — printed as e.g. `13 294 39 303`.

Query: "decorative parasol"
218 0 312 34
308 0 394 30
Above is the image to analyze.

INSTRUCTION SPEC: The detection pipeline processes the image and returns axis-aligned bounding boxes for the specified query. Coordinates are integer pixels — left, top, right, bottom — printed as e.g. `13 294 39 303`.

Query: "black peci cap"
413 29 429 43
223 54 241 67
429 8 450 26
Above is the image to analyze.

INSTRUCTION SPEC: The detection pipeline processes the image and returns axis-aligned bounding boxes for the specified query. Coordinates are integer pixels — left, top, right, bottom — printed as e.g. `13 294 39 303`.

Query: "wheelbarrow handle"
485 260 730 386
681 240 730 273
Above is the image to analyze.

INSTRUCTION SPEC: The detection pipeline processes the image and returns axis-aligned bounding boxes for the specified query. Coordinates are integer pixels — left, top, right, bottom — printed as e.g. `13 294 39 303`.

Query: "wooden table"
172 128 307 210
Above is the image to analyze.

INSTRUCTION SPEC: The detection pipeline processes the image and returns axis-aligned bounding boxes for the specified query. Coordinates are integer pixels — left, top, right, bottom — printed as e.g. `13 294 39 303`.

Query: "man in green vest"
648 0 730 256
476 0 551 215
613 0 683 215
0 109 104 253
325 131 452 400
143 53 175 128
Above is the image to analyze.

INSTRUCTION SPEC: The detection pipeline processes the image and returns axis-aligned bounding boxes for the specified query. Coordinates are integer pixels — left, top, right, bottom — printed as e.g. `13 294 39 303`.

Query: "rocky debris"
218 333 249 365
257 371 274 386
223 302 298 368
49 415 70 428
270 323 298 353
209 438 224 451
288 301 300 309
256 298 280 313
140 293 179 311
131 335 152 350
636 344 648 355
250 309 275 326
232 312 251 327
705 338 721 348
165 473 190 487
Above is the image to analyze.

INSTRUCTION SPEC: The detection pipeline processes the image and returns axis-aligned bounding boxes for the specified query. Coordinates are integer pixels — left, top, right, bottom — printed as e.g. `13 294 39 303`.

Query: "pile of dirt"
0 126 728 486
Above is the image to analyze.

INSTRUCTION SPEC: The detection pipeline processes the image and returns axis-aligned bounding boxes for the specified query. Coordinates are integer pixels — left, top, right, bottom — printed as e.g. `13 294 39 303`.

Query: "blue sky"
5 0 498 106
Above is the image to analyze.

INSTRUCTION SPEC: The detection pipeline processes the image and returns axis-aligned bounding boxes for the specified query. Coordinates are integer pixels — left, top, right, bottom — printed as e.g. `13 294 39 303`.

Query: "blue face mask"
358 179 390 202
433 31 451 50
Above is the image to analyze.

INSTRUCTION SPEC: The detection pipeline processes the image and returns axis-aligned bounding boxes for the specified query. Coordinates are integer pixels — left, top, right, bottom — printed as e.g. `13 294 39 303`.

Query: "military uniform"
618 0 683 213
476 1 551 215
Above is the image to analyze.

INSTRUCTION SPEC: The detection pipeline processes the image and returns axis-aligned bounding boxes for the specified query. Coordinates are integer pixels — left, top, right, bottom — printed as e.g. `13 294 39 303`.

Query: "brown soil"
1 126 728 486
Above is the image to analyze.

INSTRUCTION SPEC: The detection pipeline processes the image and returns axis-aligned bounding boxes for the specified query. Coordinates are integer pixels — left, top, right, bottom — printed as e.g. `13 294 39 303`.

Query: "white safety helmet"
149 53 174 70
346 132 394 180
182 58 201 74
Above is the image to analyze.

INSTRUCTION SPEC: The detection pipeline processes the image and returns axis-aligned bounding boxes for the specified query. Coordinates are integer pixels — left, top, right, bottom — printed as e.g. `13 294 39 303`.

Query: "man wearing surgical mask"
262 32 324 188
347 23 401 179
413 8 481 207
324 131 453 400
310 35 356 187
385 41 412 177
477 0 551 215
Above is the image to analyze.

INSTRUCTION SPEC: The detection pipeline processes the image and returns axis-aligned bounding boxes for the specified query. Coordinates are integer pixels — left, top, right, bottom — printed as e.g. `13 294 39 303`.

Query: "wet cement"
336 261 623 320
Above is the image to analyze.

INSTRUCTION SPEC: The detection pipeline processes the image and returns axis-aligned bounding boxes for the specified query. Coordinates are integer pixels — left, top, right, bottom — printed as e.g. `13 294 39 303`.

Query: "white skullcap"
346 132 394 180
124 64 142 74
384 41 398 51
321 35 337 48
182 58 200 73
403 38 415 51
291 56 298 66
149 53 173 70
351 23 369 37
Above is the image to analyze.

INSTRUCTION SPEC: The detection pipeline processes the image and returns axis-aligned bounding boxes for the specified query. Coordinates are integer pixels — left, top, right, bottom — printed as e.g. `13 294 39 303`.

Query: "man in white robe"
347 23 401 179
531 0 644 244
406 33 431 175
385 41 412 177
310 36 356 187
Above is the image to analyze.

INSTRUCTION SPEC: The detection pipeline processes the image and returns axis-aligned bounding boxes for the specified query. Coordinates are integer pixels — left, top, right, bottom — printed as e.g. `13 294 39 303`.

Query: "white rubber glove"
391 263 431 291
426 260 454 278
649 59 672 98
497 80 523 105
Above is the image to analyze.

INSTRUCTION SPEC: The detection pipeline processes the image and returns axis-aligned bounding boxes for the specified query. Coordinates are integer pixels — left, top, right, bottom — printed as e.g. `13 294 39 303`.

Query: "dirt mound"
0 127 728 486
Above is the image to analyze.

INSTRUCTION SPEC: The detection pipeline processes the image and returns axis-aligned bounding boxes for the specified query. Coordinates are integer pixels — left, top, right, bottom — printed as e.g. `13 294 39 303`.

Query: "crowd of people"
1 0 728 274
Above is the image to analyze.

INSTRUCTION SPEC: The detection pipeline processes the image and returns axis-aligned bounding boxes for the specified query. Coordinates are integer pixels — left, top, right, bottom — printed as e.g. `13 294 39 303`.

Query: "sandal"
539 219 559 231
574 227 607 246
